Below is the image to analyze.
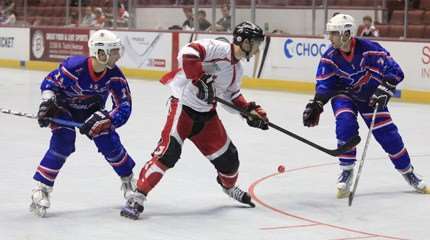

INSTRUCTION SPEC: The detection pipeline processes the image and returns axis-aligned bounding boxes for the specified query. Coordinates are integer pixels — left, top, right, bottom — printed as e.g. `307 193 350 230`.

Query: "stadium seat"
259 0 287 6
375 25 389 37
407 25 425 38
387 0 405 10
420 0 430 10
235 0 251 5
388 25 404 38
350 0 369 7
288 0 311 5
424 25 430 38
408 10 424 24
390 10 404 24
423 11 430 24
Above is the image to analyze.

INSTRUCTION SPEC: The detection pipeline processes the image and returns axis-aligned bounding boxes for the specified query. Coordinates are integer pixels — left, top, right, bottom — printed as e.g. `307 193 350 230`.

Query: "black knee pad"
212 143 239 174
158 136 182 168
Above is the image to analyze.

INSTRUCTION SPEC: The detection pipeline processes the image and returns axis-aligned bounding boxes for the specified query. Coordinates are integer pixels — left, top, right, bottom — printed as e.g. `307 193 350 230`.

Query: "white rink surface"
0 68 429 240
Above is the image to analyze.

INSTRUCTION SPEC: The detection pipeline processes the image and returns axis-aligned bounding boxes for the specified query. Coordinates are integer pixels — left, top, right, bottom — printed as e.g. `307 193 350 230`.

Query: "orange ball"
277 164 286 173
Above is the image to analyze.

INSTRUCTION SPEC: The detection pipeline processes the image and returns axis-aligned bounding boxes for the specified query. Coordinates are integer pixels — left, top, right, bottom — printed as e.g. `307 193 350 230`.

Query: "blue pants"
33 123 135 187
331 94 410 170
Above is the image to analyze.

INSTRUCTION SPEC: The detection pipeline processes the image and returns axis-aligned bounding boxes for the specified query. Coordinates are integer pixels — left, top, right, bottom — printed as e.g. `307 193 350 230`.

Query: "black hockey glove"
195 74 216 104
303 99 324 127
37 97 60 128
242 102 269 130
79 110 112 139
369 82 395 109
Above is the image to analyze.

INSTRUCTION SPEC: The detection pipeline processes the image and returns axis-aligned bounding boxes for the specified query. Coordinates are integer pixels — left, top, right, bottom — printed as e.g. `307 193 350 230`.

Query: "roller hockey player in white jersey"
120 21 269 219
302 14 429 198
30 30 137 217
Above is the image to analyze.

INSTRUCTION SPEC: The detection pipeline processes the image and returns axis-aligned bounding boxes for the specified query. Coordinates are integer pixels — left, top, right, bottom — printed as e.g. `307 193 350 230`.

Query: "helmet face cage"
233 21 265 60
88 30 123 66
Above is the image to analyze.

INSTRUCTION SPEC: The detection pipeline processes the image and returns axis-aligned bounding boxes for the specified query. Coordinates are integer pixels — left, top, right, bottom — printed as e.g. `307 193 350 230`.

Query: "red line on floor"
260 223 320 230
248 162 409 240
328 236 379 240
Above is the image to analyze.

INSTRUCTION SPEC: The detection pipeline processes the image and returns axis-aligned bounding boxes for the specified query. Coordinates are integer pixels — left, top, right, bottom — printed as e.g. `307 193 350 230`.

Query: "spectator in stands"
65 11 79 27
178 0 194 4
70 0 90 7
272 29 286 34
358 15 379 37
117 3 130 28
1 0 15 15
81 6 96 27
215 4 231 32
1 9 16 25
32 16 42 26
182 7 194 30
197 10 211 31
92 7 106 28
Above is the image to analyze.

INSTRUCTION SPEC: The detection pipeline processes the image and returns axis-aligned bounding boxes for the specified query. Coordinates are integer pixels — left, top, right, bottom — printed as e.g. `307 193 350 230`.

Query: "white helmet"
88 29 122 65
326 14 356 37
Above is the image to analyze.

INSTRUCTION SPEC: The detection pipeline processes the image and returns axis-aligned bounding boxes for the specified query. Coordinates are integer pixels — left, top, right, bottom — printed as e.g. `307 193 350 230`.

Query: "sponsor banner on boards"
30 28 90 61
0 27 30 61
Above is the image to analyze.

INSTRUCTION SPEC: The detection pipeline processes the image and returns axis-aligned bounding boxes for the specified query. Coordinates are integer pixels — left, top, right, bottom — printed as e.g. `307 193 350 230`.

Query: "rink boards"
0 26 429 103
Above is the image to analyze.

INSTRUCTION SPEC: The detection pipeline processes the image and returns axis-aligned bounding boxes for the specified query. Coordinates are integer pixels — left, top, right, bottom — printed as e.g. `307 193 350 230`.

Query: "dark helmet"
233 21 265 45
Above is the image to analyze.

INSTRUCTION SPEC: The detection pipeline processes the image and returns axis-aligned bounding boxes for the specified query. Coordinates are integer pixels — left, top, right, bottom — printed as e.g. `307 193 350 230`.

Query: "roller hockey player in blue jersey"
303 14 429 198
30 29 137 217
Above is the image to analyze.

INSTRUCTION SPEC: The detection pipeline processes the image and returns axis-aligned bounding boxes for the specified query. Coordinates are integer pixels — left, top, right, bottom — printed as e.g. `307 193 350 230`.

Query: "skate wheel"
120 209 139 220
37 207 47 217
30 205 47 217
336 189 350 199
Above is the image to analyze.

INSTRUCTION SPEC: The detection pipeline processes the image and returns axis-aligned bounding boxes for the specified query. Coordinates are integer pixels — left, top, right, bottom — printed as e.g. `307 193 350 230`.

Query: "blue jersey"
40 55 132 128
315 38 404 102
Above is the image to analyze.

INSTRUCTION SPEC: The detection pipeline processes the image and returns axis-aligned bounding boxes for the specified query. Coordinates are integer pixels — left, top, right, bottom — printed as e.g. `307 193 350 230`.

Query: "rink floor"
0 68 429 240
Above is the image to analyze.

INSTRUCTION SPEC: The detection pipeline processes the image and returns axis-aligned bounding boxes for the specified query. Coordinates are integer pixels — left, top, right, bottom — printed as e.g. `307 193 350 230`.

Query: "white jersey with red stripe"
161 39 243 112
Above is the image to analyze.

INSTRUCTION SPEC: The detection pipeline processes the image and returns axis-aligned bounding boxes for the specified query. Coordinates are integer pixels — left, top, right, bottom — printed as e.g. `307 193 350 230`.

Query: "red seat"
288 0 312 5
407 25 425 38
388 25 404 38
390 10 404 24
332 0 352 6
235 0 251 5
424 26 430 38
422 11 430 24
259 0 287 6
408 10 424 24
350 0 369 6
420 0 430 10
327 0 337 6
375 25 389 37
387 0 405 10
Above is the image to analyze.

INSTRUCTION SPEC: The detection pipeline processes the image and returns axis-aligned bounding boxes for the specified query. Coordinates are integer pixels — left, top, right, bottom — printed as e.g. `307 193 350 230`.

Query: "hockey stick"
348 103 379 206
0 107 83 128
124 33 163 68
257 36 271 78
215 97 361 156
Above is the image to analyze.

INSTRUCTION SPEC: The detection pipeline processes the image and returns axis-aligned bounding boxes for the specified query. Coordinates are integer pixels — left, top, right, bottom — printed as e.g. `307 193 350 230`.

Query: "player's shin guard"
136 157 168 195
33 150 68 187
